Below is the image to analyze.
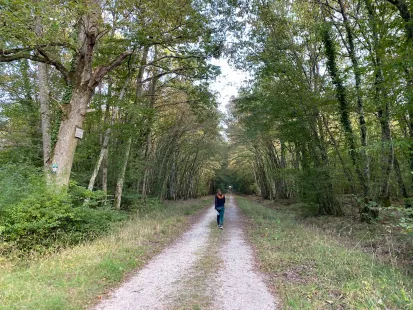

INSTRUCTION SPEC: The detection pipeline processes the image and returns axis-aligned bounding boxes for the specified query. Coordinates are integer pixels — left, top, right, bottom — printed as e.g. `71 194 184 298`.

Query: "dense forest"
226 0 413 226
1 0 413 253
0 0 234 251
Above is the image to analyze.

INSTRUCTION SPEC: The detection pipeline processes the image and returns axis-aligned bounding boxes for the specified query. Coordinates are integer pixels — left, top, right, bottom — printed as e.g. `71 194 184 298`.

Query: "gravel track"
93 196 277 310
94 207 215 310
212 196 278 310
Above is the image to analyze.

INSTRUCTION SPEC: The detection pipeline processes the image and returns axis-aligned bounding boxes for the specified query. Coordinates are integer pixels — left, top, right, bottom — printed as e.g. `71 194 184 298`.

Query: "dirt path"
94 196 277 310
212 195 278 309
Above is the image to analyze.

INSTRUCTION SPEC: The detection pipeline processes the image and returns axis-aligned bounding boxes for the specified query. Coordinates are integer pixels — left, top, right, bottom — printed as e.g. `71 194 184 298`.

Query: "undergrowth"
237 196 413 309
0 164 127 255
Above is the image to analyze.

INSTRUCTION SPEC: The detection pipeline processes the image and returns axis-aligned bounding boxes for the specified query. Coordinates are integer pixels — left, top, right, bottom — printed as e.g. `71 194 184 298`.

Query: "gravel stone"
94 208 215 310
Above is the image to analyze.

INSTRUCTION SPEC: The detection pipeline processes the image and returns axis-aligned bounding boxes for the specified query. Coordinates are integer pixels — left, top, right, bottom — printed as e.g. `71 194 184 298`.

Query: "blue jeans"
215 206 225 226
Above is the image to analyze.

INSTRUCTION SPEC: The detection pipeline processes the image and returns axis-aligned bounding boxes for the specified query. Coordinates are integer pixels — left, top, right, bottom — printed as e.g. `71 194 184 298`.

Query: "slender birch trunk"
141 132 152 199
102 149 108 193
35 13 51 168
142 48 159 199
114 136 132 209
88 127 111 191
113 46 149 209
38 63 51 168
88 81 128 191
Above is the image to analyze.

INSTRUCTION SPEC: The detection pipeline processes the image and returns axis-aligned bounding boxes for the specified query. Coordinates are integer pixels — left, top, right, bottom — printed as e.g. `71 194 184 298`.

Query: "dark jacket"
215 194 225 208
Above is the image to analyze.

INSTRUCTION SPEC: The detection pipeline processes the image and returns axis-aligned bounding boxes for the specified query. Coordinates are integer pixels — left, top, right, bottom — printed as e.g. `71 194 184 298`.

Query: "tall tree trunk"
279 141 289 198
393 155 410 204
113 45 149 209
321 23 365 195
321 114 354 189
378 103 393 203
114 136 132 209
141 132 152 199
51 10 98 187
142 48 159 199
366 0 395 202
88 79 128 191
52 88 94 187
35 16 52 168
88 128 111 191
312 113 343 216
38 63 51 168
102 148 108 193
385 0 413 189
88 83 112 191
49 4 132 188
338 0 370 197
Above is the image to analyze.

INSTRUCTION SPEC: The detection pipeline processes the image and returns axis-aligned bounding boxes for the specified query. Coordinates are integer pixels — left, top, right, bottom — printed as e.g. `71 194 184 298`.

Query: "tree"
1 0 219 189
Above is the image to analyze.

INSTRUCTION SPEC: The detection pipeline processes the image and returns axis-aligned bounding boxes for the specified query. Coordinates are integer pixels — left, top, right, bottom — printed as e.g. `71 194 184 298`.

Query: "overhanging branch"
0 43 76 55
37 49 70 83
0 52 70 84
90 50 134 87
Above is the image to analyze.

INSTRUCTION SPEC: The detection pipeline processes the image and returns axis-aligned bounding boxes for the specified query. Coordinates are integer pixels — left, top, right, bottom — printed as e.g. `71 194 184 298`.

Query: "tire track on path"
211 195 278 310
94 196 278 310
94 206 216 310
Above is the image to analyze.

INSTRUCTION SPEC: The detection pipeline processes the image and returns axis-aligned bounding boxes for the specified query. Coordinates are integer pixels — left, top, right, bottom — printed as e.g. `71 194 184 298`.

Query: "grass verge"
0 197 211 310
236 196 413 309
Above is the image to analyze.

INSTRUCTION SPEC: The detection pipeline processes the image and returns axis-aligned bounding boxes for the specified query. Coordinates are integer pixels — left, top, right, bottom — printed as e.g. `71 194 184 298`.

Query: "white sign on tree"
75 127 84 139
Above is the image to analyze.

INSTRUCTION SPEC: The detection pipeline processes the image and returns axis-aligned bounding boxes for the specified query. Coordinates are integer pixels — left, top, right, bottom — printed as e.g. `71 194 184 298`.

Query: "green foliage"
389 203 413 236
62 85 73 105
225 0 413 219
0 165 127 253
134 198 165 215
1 190 72 243
399 214 413 235
0 164 42 210
69 181 107 208
0 96 42 166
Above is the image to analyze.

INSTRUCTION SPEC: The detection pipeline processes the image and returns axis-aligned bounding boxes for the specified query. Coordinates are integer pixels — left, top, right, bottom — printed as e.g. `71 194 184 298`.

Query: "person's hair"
217 189 222 194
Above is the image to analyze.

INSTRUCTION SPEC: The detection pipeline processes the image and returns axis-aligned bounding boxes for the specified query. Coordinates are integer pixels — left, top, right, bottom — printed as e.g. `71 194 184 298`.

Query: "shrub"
0 163 43 212
0 166 127 253
68 180 107 208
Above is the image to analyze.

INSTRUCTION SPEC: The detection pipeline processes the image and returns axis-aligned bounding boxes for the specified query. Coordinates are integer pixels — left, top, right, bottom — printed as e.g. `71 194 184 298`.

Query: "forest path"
211 195 278 309
94 196 277 310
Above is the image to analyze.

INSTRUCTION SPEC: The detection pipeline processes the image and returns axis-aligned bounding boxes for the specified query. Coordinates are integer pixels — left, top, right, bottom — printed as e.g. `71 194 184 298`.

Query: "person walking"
215 189 225 229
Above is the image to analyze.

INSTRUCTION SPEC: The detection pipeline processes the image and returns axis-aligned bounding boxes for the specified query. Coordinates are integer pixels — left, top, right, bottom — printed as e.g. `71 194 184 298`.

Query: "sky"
208 58 249 115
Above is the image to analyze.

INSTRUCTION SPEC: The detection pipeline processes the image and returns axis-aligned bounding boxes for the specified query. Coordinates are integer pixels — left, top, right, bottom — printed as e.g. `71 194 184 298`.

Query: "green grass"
0 197 211 310
236 196 413 309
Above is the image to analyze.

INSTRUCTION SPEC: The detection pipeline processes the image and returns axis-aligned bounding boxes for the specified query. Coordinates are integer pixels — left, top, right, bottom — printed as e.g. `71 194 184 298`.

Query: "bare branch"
91 50 134 87
0 43 76 55
139 66 200 85
145 54 205 67
0 44 75 83
0 52 70 83
37 49 70 83
154 99 198 110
